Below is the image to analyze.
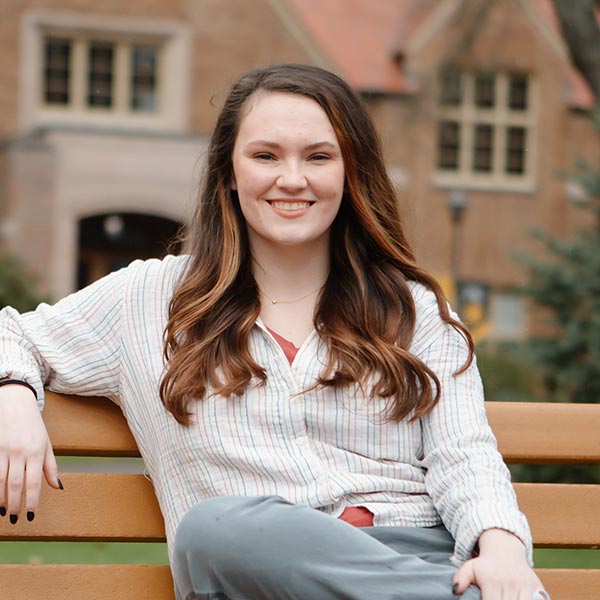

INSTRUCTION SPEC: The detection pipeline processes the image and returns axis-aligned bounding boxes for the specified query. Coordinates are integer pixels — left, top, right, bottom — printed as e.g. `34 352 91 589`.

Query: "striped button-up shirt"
0 255 532 565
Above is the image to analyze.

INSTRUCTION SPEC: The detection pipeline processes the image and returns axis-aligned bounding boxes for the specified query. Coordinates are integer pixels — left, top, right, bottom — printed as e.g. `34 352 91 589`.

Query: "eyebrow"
245 140 338 150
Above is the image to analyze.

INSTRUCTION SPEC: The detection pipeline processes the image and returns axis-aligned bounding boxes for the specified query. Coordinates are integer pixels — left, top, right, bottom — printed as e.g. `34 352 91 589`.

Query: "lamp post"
447 189 468 310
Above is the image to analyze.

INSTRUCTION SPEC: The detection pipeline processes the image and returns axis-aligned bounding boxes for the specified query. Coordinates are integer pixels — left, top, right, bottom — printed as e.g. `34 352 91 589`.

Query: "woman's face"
231 91 345 251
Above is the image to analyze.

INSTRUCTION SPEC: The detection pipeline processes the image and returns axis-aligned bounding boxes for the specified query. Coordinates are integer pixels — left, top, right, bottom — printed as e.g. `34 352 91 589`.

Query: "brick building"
0 0 597 341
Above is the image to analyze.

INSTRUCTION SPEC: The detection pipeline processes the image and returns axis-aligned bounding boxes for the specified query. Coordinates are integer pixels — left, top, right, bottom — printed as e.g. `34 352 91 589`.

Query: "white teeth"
270 201 311 211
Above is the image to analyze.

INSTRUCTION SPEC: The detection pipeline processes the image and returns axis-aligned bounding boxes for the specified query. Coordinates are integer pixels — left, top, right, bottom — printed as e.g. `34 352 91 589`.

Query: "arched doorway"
77 212 183 289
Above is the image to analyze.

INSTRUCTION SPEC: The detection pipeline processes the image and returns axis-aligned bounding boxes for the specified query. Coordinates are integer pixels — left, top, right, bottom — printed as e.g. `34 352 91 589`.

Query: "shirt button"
296 437 307 447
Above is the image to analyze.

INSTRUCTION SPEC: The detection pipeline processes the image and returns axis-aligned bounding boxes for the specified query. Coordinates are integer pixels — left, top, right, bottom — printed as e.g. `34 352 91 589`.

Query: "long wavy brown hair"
160 64 474 426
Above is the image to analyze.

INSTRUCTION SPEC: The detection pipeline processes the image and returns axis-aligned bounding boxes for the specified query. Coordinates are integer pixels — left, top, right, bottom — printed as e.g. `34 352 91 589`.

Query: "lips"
264 199 315 219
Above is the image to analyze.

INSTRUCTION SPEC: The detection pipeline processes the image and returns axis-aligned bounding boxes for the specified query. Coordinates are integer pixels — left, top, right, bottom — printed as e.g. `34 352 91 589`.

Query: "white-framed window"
489 292 527 340
43 35 161 114
20 12 190 132
433 66 537 192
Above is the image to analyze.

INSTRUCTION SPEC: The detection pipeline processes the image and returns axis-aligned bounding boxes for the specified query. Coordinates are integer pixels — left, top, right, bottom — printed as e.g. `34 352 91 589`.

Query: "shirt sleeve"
0 261 141 409
411 285 533 566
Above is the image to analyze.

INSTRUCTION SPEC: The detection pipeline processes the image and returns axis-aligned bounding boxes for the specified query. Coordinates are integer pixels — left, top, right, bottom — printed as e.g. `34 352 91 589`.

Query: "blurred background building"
0 0 598 344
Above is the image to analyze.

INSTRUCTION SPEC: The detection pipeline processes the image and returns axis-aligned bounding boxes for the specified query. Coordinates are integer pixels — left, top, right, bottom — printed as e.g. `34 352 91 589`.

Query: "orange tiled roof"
285 0 434 93
285 0 595 108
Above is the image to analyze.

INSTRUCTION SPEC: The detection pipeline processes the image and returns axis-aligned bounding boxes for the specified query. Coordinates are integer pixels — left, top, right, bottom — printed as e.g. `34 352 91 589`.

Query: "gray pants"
172 495 481 600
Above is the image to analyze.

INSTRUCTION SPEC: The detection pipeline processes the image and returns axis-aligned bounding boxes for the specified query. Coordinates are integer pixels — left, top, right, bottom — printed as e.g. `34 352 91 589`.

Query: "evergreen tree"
521 163 600 403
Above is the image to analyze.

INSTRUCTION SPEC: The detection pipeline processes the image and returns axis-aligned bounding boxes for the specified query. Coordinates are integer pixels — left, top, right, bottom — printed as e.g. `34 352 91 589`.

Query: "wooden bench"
1 392 599 599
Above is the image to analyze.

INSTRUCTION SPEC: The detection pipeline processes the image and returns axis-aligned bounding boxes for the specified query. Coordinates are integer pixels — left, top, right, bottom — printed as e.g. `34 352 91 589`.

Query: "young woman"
0 64 548 600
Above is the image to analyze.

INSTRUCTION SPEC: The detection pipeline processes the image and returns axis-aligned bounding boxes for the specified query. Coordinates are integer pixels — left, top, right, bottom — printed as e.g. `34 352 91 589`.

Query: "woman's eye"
309 153 330 162
254 153 275 161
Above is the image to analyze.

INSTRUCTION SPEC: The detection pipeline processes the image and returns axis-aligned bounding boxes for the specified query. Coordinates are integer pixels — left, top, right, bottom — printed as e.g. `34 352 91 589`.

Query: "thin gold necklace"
259 284 324 305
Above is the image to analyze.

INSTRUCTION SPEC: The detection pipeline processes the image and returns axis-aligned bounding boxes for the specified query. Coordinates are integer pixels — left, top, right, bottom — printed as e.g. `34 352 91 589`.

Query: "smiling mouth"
267 200 315 211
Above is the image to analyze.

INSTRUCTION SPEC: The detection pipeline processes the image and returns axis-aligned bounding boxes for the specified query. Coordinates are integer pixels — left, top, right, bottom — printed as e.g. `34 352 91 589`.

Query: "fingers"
43 443 62 491
452 560 475 595
24 450 46 522
6 455 26 523
0 440 62 524
454 556 546 600
452 561 501 600
0 453 7 517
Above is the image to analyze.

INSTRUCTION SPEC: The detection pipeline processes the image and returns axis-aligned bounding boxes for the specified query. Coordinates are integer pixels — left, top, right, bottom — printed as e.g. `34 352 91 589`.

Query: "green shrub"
476 342 538 403
0 254 50 312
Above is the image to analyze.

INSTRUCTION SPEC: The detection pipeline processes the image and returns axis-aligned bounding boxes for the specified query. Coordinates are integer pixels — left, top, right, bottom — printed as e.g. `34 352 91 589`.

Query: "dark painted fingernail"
57 478 64 490
452 583 459 595
0 507 5 517
9 514 18 524
27 511 35 522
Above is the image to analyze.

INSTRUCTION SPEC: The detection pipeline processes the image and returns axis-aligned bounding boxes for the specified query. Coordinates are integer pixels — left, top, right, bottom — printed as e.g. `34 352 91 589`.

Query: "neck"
251 236 330 299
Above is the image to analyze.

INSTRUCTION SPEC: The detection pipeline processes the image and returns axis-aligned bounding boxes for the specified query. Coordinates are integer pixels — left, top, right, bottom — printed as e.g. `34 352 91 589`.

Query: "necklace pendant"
271 299 278 304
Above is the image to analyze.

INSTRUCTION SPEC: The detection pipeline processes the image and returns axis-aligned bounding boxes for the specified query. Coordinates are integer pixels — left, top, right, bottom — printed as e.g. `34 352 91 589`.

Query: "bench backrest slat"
2 475 599 548
0 566 598 600
44 392 138 456
43 393 600 463
486 401 600 463
0 472 164 542
515 482 600 547
0 565 176 600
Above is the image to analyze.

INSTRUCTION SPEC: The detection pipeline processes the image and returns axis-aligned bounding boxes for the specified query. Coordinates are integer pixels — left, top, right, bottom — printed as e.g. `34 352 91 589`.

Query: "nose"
276 161 307 191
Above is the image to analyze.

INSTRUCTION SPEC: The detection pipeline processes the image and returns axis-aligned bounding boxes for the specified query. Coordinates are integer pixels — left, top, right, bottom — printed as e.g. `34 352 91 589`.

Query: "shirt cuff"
450 504 533 567
0 366 45 410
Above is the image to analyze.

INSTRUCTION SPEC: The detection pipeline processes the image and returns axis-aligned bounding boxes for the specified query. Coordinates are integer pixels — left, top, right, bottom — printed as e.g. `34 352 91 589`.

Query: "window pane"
475 73 495 108
44 38 71 105
131 45 158 112
473 124 494 172
508 73 528 110
490 293 526 339
88 42 114 108
506 126 527 174
439 66 462 106
438 121 461 170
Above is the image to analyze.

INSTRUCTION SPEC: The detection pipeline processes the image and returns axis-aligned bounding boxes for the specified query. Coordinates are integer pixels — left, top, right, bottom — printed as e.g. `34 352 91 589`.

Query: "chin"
272 234 322 247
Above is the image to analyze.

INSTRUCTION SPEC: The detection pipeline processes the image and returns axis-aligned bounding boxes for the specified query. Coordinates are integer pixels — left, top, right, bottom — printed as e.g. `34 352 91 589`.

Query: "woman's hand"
0 385 61 523
453 528 548 599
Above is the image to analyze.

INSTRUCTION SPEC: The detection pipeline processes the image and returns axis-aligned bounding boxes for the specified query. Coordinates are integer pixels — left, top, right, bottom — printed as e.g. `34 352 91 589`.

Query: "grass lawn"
0 542 598 568
533 548 600 568
0 542 168 564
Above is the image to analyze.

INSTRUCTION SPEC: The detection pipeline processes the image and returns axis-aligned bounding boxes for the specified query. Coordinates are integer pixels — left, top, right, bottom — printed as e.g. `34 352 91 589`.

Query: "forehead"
236 91 338 141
